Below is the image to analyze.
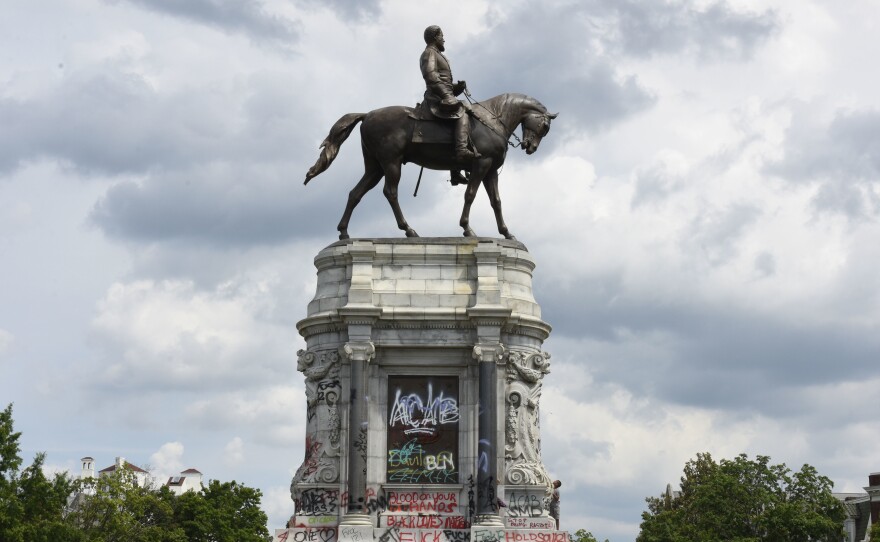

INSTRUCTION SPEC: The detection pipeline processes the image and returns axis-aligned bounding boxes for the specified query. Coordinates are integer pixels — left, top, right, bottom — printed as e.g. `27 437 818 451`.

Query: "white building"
165 468 204 495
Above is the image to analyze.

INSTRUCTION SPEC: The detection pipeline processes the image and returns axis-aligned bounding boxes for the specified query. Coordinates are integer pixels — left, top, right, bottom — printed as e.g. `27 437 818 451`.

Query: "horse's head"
520 107 558 155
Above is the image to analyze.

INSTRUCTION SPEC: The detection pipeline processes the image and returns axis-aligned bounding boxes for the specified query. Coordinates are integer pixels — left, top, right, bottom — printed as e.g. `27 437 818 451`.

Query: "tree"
870 521 880 541
67 469 271 542
67 468 185 542
0 404 82 542
172 480 270 542
571 528 610 542
637 453 845 542
1 403 271 541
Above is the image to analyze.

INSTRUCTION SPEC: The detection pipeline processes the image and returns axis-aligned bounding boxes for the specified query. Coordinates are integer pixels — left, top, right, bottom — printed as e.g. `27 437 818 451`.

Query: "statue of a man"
420 25 479 162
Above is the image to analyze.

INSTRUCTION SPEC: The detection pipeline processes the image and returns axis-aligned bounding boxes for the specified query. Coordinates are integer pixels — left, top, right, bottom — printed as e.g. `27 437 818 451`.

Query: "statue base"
276 238 567 542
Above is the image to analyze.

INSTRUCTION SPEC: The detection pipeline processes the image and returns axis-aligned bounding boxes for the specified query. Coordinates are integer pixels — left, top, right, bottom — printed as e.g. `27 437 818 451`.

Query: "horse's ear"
547 112 559 119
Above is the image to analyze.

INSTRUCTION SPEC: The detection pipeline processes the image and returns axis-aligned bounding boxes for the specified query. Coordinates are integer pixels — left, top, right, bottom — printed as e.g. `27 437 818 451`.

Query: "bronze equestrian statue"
304 26 557 241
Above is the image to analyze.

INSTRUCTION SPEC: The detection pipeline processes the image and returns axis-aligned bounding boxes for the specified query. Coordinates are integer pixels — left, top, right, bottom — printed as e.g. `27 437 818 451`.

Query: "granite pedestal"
275 238 564 542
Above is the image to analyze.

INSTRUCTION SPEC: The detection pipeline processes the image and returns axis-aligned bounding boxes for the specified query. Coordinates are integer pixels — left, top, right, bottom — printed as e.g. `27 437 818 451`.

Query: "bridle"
463 89 524 148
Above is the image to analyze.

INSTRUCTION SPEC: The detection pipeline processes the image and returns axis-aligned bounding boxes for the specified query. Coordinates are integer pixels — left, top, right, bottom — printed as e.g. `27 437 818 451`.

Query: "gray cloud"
458 5 654 133
0 68 315 177
540 283 880 414
90 165 329 246
766 106 880 218
458 0 777 134
297 0 381 22
117 0 299 49
681 203 762 267
604 0 779 60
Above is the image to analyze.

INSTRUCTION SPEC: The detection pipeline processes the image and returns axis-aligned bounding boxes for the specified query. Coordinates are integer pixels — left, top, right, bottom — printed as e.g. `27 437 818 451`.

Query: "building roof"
181 468 202 474
98 462 148 474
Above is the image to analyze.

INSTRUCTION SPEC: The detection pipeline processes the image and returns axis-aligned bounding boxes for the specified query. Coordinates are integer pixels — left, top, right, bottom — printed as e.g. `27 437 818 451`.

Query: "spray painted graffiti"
382 515 469 529
387 376 459 484
298 487 339 515
276 528 337 542
386 491 458 513
443 530 471 542
389 384 460 436
506 492 544 518
388 439 455 473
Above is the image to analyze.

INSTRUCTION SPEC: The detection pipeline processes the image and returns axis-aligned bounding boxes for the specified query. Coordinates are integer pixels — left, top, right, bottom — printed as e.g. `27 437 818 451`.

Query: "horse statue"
304 93 557 241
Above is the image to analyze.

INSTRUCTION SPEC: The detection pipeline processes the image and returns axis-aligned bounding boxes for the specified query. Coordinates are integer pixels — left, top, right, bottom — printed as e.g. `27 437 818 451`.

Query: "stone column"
340 341 375 525
469 241 511 528
473 343 505 526
338 241 379 527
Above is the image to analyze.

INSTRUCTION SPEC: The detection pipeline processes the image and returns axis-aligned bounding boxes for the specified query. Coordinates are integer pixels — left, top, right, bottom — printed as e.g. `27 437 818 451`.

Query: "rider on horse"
420 25 476 186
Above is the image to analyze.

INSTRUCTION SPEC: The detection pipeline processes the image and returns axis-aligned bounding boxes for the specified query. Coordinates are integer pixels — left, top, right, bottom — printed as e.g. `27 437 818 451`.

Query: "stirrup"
450 171 468 186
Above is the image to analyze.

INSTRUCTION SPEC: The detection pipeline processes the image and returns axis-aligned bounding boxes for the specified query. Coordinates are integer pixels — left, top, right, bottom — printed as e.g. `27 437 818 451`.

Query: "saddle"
408 102 474 144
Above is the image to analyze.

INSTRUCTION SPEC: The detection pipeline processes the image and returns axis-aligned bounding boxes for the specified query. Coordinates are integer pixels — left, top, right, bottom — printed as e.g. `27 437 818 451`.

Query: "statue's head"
424 25 444 50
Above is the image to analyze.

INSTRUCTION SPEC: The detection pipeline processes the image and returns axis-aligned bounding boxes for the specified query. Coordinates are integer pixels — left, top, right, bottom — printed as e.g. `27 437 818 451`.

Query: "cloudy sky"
2 0 879 539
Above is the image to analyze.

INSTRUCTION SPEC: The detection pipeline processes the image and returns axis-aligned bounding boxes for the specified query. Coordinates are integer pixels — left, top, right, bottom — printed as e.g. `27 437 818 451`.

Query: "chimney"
81 456 94 479
116 456 125 469
865 472 880 524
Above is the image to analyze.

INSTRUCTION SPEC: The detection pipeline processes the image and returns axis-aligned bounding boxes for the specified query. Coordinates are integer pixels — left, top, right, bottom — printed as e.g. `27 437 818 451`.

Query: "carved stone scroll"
292 349 342 494
504 350 552 487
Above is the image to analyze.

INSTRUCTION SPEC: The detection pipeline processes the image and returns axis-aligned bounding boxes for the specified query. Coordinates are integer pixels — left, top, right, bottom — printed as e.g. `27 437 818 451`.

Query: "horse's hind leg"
337 153 383 240
381 161 418 237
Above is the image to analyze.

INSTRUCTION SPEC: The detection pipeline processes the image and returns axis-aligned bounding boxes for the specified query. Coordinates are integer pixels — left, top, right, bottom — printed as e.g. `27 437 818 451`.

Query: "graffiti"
506 518 557 530
389 384 460 435
504 533 567 542
477 476 497 513
317 379 341 400
377 527 400 542
387 467 458 484
292 516 337 527
387 376 459 484
385 491 458 514
299 488 339 515
506 492 544 517
472 529 505 542
340 527 368 542
443 530 471 542
467 475 475 519
297 437 322 479
382 515 469 529
278 528 337 542
354 424 368 477
388 440 455 474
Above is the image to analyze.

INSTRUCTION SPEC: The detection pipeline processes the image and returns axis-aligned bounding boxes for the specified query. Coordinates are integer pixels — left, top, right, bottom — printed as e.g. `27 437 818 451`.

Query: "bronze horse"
304 93 556 240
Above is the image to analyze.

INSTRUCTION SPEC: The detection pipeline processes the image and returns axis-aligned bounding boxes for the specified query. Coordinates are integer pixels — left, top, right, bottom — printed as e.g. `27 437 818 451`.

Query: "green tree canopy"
0 404 82 542
637 453 845 542
571 528 610 542
1 403 271 541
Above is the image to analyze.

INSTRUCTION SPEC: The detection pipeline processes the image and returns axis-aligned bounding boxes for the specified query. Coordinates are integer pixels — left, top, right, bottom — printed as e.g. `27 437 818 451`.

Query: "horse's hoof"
339 232 350 240
463 228 476 237
505 234 517 241
405 229 419 238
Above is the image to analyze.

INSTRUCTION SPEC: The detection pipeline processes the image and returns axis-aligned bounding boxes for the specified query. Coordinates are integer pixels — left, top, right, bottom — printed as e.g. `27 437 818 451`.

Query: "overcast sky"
2 0 879 540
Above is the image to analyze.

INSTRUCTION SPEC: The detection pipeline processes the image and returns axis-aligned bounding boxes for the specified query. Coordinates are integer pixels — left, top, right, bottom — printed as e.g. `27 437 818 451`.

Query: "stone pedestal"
276 238 564 542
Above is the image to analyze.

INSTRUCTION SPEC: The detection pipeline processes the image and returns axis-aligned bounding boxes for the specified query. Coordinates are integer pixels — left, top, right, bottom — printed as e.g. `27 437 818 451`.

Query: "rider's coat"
420 44 464 120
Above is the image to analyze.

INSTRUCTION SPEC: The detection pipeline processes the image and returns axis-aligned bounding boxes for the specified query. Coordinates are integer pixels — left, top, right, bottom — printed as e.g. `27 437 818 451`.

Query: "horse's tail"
304 113 367 185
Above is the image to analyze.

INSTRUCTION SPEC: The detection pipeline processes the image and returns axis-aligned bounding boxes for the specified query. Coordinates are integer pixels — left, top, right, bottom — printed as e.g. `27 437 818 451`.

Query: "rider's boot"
454 114 480 161
450 170 468 186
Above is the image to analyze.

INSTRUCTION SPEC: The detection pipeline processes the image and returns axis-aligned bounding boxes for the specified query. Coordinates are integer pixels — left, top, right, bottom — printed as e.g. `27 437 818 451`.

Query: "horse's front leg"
483 168 515 240
382 161 418 237
460 159 491 237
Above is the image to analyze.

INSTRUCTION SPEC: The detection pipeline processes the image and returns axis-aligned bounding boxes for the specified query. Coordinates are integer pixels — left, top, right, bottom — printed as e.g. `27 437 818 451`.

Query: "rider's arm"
420 49 454 99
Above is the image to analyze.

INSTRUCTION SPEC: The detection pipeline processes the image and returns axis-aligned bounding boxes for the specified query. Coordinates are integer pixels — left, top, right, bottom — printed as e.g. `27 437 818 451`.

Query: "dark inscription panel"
387 376 459 484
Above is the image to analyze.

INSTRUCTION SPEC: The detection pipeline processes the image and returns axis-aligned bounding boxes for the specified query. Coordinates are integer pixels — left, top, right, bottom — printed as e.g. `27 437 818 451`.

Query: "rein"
463 89 522 148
